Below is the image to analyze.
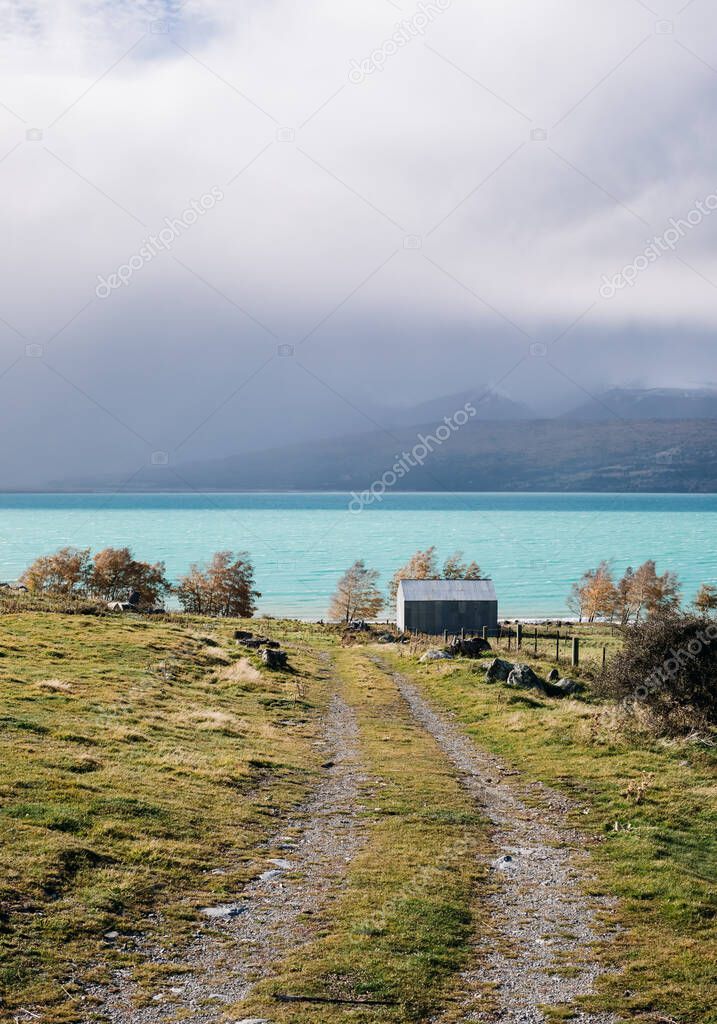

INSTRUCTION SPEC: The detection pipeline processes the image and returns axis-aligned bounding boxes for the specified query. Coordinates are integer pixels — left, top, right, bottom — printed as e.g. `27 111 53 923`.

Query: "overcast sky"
1 0 716 486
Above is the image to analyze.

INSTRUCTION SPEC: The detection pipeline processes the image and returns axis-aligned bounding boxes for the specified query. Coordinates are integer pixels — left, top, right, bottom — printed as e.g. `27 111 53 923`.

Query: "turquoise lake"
1 492 715 619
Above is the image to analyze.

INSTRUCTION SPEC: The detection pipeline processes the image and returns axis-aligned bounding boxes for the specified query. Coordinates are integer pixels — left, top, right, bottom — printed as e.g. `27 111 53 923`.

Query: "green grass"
382 642 717 1024
0 612 333 1022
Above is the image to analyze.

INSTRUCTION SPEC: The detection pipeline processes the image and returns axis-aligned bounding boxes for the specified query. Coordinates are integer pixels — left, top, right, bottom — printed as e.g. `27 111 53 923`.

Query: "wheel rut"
385 663 617 1024
87 690 366 1023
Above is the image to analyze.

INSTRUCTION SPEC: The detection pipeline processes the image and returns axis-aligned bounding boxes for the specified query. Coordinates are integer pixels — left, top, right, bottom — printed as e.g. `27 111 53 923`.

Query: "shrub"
598 610 717 734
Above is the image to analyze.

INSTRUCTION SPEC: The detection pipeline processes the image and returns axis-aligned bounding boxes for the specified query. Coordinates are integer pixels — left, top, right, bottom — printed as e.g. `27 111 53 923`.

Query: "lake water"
0 492 715 619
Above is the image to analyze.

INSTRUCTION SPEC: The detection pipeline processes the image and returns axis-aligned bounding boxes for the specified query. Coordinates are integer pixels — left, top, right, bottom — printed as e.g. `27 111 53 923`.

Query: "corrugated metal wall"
403 600 498 635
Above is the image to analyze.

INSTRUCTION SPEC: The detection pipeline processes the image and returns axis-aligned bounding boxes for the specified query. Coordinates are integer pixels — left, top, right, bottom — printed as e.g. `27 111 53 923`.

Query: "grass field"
0 612 333 1021
0 612 714 1023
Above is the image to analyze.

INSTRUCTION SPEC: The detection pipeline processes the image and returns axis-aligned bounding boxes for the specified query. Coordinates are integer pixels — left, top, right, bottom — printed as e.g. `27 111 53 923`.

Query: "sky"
1 0 717 486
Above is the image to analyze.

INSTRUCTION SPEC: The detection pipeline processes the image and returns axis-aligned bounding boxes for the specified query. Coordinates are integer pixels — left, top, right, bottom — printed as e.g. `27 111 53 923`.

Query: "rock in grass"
485 658 514 682
377 633 397 643
554 677 585 695
261 648 288 669
420 649 453 662
447 637 492 658
547 667 560 682
506 663 544 691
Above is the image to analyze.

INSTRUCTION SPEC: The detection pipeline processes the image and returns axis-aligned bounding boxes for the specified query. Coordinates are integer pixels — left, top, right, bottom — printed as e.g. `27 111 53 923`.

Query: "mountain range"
55 387 717 493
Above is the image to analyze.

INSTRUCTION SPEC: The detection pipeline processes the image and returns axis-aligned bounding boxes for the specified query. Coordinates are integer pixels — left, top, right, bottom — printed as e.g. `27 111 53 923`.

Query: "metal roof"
397 578 497 602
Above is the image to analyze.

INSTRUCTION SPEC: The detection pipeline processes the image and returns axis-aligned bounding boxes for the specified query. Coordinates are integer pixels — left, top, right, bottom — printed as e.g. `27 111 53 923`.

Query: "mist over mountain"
562 388 717 422
52 386 717 494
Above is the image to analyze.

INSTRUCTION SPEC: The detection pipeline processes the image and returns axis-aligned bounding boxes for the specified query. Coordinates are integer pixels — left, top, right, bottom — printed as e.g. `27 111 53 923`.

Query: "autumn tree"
442 551 483 579
614 566 637 626
20 546 91 596
328 560 384 623
389 546 439 606
176 551 259 617
694 583 717 615
88 547 171 607
567 562 617 622
569 560 681 625
628 560 681 621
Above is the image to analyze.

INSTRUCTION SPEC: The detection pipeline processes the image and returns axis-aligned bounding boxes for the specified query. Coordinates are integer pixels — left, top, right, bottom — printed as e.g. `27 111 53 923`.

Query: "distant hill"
372 389 535 428
67 417 717 493
563 387 717 421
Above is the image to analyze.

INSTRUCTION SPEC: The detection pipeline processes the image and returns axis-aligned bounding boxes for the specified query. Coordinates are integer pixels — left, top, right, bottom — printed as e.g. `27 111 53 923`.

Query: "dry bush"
597 610 717 735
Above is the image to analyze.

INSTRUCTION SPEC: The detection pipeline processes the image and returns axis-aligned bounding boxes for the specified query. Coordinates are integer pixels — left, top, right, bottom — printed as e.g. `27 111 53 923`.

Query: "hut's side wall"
403 600 498 635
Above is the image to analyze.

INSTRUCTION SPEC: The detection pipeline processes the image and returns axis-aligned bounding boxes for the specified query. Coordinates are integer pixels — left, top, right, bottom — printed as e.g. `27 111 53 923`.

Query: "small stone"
420 648 453 662
491 854 514 870
267 858 293 869
200 904 245 919
104 930 119 940
259 869 282 881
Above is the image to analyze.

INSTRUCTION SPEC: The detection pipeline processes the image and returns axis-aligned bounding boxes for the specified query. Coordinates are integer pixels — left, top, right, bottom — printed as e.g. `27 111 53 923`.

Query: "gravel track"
86 691 366 1023
388 667 617 1024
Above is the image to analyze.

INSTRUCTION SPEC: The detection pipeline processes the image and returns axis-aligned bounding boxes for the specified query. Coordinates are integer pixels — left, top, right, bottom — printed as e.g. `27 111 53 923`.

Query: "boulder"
547 668 560 682
506 663 544 691
447 637 492 658
420 649 453 663
261 648 288 669
552 677 585 696
234 630 253 641
485 658 514 683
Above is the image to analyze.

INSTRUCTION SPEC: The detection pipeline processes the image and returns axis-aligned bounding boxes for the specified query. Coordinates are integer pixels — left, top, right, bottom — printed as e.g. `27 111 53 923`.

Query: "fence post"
507 632 512 651
534 627 538 655
517 623 523 649
602 645 607 671
556 631 560 662
482 625 488 640
443 630 448 644
571 637 580 668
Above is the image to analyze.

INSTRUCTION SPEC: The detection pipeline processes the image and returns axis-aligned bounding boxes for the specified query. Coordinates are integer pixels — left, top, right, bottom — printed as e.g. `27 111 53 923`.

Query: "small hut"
396 578 498 635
